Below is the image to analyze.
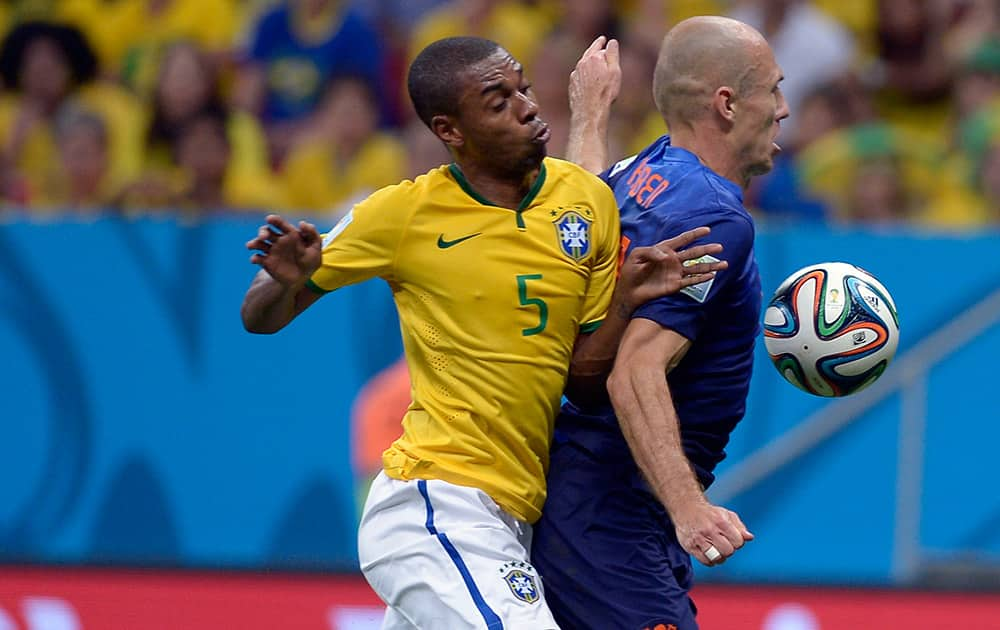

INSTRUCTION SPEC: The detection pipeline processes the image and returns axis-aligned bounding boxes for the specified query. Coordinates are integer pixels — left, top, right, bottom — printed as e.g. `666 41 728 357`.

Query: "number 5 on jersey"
517 274 548 336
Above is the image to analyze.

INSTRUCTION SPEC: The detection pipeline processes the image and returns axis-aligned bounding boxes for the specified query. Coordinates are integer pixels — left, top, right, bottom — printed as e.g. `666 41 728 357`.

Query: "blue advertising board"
2 215 998 585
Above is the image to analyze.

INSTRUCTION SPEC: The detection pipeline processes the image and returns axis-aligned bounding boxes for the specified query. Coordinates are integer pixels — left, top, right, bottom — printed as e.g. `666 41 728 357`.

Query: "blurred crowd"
1 0 1000 227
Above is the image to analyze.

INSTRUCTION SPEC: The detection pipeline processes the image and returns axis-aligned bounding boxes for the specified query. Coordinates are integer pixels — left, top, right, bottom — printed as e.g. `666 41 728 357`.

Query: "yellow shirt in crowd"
282 132 407 214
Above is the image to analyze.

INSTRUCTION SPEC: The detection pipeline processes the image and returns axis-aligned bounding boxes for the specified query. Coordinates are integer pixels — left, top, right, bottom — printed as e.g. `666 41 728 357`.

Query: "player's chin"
520 145 547 170
530 136 548 157
748 157 774 178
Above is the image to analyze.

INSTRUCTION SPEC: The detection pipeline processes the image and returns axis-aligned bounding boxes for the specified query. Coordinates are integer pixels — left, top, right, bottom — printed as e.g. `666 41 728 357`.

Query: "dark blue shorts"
532 433 699 630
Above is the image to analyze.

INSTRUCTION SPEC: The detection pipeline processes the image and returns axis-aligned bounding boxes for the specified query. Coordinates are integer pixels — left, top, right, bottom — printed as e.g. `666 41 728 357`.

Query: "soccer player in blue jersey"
531 17 789 630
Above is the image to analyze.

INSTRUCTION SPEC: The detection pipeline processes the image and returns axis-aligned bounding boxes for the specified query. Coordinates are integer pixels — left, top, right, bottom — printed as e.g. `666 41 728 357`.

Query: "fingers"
679 273 715 288
704 544 722 564
685 506 753 567
696 526 741 567
266 214 296 235
581 35 607 60
246 225 275 253
727 509 754 541
247 217 319 265
629 241 677 264
299 221 321 244
676 242 723 262
605 38 620 68
693 539 725 567
658 226 710 250
681 259 728 277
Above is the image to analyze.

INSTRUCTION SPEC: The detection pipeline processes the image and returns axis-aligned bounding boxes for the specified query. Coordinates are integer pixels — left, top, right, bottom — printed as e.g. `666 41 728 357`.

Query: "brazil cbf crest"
499 561 540 604
553 210 592 261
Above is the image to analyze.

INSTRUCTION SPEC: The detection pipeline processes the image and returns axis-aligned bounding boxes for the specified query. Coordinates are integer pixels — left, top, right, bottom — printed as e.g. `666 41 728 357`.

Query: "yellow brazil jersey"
307 158 621 523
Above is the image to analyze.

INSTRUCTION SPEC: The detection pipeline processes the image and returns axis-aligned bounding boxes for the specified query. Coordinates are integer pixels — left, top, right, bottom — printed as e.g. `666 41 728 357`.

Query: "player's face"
452 51 549 177
734 46 788 180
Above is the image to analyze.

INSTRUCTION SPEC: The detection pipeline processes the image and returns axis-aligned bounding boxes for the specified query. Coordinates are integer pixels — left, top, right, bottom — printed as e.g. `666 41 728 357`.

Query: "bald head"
652 16 770 128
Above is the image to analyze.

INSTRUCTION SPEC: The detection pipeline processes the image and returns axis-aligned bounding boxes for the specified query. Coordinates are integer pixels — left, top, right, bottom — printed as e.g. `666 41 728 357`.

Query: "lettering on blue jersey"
322 210 353 247
679 255 720 303
553 210 592 261
625 157 670 208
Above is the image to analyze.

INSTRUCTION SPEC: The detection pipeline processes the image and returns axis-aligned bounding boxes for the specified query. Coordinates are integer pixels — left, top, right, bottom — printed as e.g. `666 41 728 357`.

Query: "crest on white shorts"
500 561 540 604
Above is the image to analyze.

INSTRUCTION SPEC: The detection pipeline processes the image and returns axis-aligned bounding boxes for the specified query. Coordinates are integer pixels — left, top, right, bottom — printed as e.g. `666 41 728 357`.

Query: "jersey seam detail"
391 182 422 279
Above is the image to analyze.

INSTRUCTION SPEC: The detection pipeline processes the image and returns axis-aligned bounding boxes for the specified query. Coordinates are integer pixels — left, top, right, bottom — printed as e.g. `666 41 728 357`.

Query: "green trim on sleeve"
579 319 603 334
305 278 330 295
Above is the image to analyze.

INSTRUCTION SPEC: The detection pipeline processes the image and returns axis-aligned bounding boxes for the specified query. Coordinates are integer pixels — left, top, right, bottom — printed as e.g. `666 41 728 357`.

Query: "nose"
516 91 539 123
776 91 790 122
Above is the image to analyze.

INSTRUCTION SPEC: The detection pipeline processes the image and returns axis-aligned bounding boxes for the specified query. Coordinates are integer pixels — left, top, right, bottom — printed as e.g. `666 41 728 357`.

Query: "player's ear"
431 114 464 148
714 86 736 123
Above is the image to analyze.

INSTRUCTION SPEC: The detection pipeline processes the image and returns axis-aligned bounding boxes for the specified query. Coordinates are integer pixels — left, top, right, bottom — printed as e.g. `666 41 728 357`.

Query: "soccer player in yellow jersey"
241 36 726 629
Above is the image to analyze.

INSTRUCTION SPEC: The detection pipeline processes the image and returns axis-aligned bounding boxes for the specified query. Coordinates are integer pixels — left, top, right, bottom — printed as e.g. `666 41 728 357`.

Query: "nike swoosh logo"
437 232 482 249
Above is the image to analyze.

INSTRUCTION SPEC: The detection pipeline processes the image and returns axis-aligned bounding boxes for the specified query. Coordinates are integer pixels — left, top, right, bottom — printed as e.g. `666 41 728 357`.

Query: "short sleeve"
632 211 754 341
577 184 622 332
306 183 407 293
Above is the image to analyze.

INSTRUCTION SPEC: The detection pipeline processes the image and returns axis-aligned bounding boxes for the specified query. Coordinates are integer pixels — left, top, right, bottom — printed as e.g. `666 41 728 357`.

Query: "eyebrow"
480 64 524 96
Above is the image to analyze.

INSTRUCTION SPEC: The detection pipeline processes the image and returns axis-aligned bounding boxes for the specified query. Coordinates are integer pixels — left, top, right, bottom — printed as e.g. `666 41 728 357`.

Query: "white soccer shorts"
358 471 560 630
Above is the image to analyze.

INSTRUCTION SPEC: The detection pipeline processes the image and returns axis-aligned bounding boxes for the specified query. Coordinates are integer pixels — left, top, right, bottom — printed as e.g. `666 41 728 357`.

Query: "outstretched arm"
608 318 753 567
565 227 726 406
241 214 323 334
566 36 621 174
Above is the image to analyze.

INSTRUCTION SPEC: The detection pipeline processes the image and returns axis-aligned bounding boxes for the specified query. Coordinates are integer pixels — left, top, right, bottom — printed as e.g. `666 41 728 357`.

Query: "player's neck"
670 130 747 190
453 161 542 210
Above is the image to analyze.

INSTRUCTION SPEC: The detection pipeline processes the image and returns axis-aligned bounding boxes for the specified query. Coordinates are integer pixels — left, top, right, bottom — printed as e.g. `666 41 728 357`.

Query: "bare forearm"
608 365 705 516
566 110 611 175
566 36 619 173
565 291 633 405
241 271 306 334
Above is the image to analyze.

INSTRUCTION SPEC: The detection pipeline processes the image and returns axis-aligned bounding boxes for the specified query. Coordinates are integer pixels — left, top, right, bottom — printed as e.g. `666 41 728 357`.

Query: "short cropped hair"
408 36 502 128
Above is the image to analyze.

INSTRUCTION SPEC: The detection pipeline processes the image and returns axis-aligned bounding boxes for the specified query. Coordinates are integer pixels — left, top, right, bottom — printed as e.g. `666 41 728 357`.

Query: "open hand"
246 214 322 288
618 226 728 308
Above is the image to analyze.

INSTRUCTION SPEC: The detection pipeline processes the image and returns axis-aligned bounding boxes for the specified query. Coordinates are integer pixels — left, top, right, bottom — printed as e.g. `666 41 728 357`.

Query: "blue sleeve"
632 210 755 342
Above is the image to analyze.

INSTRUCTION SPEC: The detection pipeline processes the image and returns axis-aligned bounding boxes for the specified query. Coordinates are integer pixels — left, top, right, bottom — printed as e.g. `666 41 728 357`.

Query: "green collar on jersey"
448 162 547 229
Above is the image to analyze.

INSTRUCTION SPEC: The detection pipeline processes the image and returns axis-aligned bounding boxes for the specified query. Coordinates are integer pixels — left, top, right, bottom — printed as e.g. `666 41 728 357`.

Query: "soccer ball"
763 262 900 397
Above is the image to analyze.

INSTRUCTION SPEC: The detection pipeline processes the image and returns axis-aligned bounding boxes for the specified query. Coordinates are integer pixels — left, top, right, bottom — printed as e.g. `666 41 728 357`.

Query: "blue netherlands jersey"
558 135 762 487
